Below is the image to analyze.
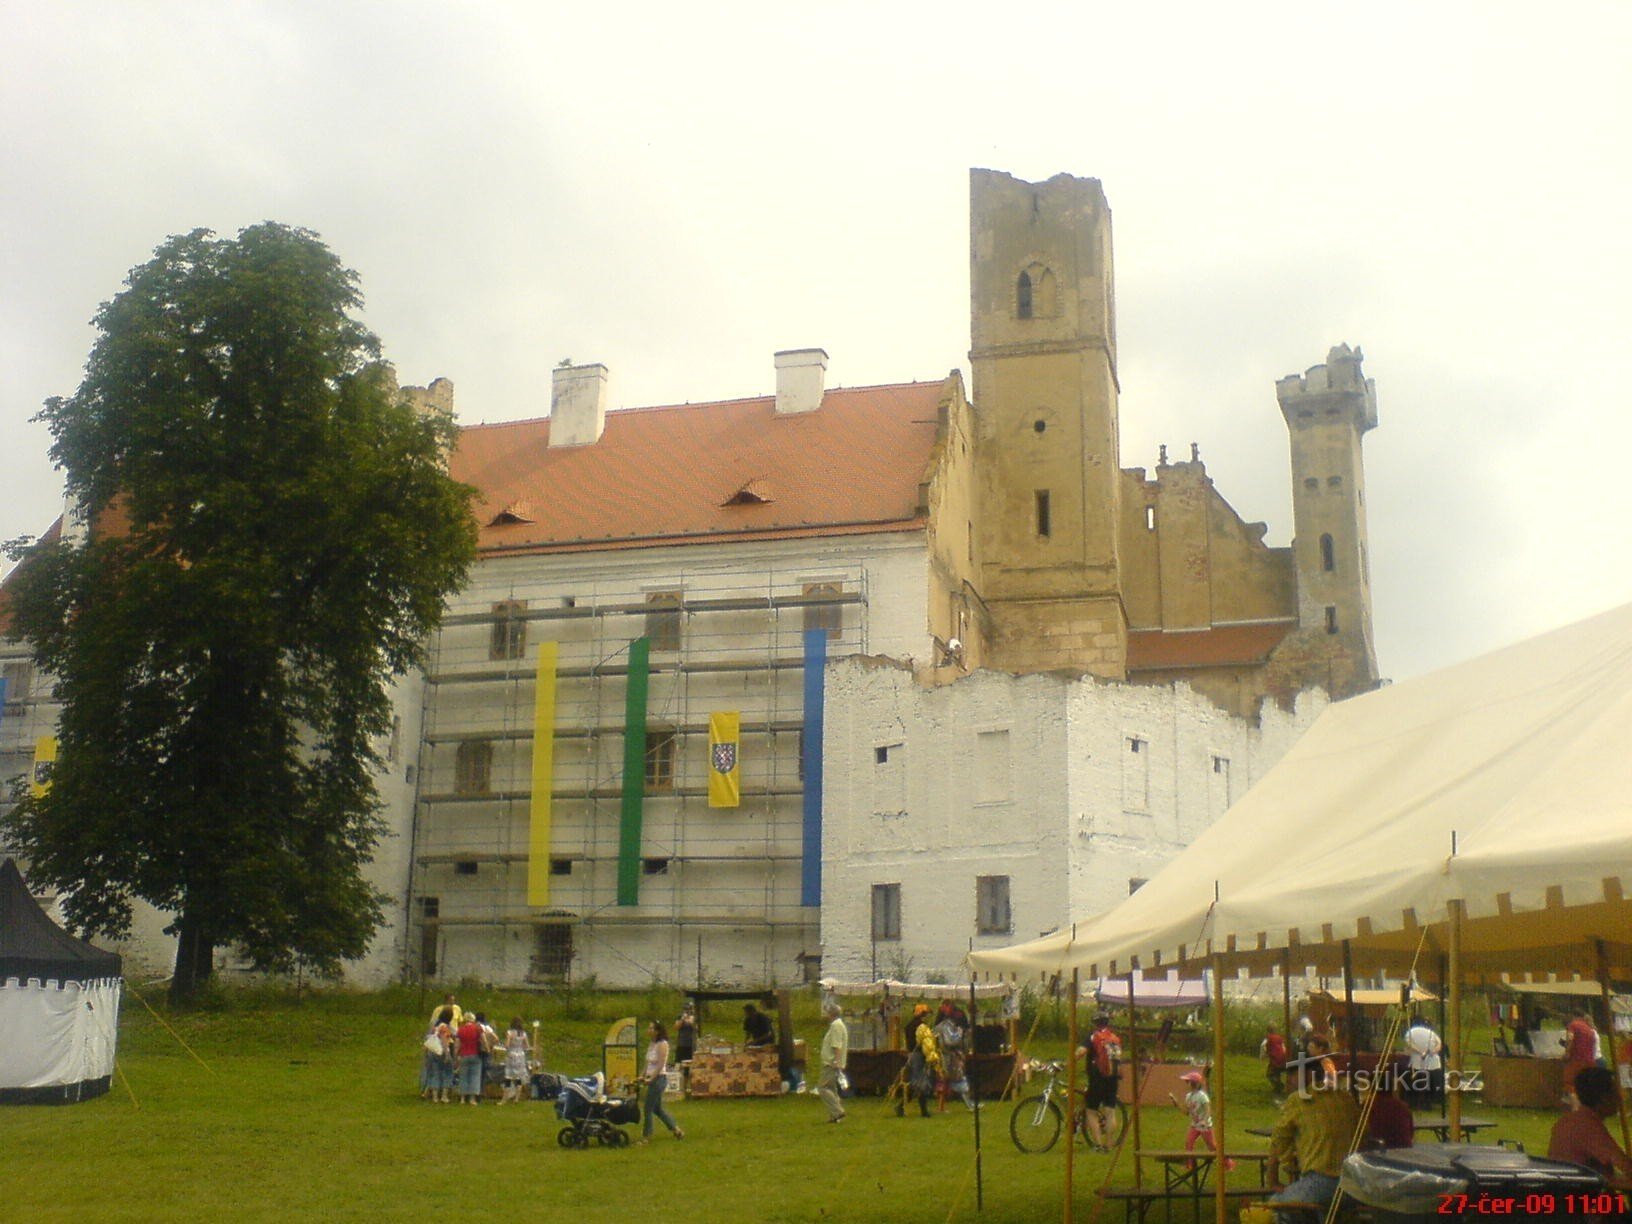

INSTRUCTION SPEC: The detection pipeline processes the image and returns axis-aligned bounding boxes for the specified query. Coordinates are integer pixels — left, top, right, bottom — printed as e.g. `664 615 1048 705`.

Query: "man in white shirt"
817 1000 849 1123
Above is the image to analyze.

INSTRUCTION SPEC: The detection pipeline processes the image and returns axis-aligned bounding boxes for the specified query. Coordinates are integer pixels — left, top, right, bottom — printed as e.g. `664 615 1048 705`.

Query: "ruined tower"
1272 344 1380 696
969 169 1126 677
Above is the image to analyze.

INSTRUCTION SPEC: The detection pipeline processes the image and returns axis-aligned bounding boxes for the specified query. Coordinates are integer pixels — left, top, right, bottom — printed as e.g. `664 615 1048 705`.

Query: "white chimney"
774 348 827 415
550 363 609 447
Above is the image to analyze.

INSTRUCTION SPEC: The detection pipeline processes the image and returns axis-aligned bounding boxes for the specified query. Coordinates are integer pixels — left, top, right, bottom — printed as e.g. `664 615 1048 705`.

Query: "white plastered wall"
821 658 1327 983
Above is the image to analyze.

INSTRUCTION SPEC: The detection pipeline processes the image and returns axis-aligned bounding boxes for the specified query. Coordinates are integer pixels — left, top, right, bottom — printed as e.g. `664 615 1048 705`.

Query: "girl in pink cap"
1170 1068 1235 1171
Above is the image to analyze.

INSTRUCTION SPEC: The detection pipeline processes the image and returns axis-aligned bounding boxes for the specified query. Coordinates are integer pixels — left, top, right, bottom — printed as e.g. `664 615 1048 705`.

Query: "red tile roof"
452 380 950 555
1126 621 1296 671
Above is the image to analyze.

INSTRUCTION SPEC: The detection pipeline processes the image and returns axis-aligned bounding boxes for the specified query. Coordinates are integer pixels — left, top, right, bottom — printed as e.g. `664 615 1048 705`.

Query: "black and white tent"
0 858 122 1104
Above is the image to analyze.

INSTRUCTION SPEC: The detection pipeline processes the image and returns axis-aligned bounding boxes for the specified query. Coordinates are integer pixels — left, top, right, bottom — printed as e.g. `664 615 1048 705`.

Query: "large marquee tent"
0 858 122 1104
968 601 1632 1221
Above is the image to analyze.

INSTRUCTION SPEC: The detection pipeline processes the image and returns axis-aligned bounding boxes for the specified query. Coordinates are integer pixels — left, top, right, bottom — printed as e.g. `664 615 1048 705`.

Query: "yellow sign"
707 711 740 808
30 736 57 797
603 1016 639 1094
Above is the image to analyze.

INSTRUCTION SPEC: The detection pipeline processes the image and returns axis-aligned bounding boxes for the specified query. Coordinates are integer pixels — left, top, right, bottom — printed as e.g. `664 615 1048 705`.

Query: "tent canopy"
969 602 1632 984
0 858 120 983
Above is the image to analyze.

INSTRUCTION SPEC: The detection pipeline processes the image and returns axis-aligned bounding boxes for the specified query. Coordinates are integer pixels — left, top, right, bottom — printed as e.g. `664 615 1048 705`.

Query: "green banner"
617 636 650 906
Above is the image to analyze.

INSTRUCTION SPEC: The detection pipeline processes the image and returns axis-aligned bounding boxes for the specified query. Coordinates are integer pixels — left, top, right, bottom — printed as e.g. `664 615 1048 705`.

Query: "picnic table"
1137 1149 1270 1193
1100 1151 1271 1223
1413 1114 1497 1142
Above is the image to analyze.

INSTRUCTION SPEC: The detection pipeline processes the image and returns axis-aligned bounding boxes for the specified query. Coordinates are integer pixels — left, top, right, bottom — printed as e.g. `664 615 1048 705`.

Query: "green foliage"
2 223 476 1000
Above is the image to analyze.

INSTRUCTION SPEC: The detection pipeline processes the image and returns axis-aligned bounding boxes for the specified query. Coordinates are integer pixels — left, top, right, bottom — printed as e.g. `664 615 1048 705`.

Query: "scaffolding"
407 556 874 990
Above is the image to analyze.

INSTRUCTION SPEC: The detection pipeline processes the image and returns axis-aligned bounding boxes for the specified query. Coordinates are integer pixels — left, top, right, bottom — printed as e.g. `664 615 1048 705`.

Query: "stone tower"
969 169 1126 677
1273 344 1379 695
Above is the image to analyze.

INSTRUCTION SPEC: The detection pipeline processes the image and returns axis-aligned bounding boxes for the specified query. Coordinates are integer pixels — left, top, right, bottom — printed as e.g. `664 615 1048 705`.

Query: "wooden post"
1282 966 1293 1052
1126 972 1143 1189
1448 900 1463 1142
1597 939 1632 1155
971 978 985 1212
1342 941 1358 1099
1212 953 1228 1224
1066 968 1079 1224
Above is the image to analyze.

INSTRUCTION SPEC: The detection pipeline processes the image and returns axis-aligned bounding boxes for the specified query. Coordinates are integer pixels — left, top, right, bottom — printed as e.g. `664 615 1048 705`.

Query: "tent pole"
1283 965 1292 1056
971 977 984 1212
1448 900 1463 1143
1066 968 1078 1224
1596 939 1632 1155
1342 940 1358 1099
1212 952 1228 1224
1126 971 1143 1188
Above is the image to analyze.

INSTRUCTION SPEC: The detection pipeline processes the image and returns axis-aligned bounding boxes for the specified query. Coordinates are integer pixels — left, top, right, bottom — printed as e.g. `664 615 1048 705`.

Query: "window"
454 860 478 876
530 924 573 980
1122 736 1149 810
871 883 901 942
642 857 671 876
976 875 1012 935
645 590 683 651
386 716 402 764
1035 490 1051 538
1325 606 1339 635
1 660 32 703
490 599 527 660
1017 270 1033 319
1320 534 1335 573
1209 755 1232 816
550 858 574 876
1128 878 1148 895
875 744 894 765
645 729 677 790
454 740 493 795
1327 475 1343 488
1303 477 1319 491
419 895 440 919
975 729 1011 803
802 581 843 641
419 896 439 977
1145 505 1156 531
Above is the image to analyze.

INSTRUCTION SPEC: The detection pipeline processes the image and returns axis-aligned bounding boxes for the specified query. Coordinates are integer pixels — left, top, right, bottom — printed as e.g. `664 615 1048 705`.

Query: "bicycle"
1008 1059 1129 1154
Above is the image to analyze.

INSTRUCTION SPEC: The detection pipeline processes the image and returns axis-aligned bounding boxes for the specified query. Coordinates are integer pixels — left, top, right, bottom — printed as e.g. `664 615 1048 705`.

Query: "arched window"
1017 271 1033 319
1320 533 1335 572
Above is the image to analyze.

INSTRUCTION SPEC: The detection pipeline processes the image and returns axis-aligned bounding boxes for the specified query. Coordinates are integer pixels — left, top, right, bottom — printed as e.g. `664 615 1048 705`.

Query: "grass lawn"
6 986 1569 1223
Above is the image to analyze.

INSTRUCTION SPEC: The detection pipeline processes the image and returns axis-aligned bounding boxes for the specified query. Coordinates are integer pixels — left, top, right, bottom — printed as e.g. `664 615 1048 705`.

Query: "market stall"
819 978 1020 1098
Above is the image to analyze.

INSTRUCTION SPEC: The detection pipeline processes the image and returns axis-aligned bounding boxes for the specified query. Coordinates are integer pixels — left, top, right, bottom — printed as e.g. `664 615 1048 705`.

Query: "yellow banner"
527 641 558 906
707 711 740 808
31 736 57 798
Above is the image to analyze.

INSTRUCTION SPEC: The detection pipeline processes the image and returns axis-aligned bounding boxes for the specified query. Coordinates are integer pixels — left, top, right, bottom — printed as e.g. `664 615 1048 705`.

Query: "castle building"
0 169 1379 988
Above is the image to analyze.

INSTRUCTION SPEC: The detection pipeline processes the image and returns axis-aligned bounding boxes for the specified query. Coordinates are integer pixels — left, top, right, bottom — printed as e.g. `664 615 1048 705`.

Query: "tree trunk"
170 912 216 1005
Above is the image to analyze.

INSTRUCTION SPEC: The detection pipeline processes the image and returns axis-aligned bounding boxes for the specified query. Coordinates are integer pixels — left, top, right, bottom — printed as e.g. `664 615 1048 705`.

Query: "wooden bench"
1095 1185 1307 1223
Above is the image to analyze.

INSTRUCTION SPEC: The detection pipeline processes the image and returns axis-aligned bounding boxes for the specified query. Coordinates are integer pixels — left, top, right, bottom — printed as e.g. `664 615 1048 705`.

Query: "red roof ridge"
456 378 948 432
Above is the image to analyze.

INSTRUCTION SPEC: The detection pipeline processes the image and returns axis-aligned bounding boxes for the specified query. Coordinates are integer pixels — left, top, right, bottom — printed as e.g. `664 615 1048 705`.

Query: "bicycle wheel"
1009 1094 1063 1153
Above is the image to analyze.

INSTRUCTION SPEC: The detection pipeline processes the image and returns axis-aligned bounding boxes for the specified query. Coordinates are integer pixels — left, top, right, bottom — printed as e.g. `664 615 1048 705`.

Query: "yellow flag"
527 641 558 906
707 712 740 808
31 736 57 797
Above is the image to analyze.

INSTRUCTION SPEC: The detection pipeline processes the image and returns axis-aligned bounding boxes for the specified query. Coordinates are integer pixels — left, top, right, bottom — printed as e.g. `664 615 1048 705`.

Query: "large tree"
2 223 476 1002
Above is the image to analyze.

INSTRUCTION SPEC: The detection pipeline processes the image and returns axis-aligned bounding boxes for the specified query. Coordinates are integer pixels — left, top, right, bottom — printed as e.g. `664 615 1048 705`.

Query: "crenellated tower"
968 169 1126 677
1272 344 1379 695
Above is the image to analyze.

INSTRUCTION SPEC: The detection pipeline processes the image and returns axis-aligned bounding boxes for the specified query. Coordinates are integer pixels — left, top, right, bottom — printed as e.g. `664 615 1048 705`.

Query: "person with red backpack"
1076 1013 1123 1151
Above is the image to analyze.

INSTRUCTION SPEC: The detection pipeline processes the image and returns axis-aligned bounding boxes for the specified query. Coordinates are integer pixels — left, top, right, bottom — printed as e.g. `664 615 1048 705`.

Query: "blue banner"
800 629 826 907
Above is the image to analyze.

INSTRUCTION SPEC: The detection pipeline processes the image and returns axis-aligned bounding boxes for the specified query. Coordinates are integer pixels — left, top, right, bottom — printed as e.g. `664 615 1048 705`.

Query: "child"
499 1017 531 1105
1171 1069 1235 1171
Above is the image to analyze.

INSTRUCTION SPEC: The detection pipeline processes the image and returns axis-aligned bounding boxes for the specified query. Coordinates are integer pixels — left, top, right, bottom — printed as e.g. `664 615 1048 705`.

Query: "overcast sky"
4 2 1629 682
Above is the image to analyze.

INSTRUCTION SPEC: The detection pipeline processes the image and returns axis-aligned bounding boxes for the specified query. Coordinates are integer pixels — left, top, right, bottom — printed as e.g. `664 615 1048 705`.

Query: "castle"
0 169 1378 988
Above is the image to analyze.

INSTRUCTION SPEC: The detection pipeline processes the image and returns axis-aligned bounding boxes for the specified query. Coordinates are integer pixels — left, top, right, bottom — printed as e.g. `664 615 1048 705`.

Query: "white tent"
0 859 122 1104
969 600 1632 984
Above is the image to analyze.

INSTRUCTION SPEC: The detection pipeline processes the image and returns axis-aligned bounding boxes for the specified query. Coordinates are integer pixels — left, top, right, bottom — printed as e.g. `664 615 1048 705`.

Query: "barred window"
490 599 527 660
455 740 493 795
976 875 1011 935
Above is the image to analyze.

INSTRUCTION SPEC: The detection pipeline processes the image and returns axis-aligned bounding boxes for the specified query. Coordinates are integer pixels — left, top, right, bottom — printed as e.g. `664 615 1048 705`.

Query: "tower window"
1304 477 1319 491
1325 606 1339 635
871 883 901 942
1035 490 1051 538
1327 475 1343 488
976 875 1012 935
454 860 478 876
1017 270 1033 319
1145 505 1156 531
1320 533 1335 573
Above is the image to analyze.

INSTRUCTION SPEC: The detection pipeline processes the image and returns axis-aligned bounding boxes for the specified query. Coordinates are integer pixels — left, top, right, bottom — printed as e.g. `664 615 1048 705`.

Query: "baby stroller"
554 1072 641 1149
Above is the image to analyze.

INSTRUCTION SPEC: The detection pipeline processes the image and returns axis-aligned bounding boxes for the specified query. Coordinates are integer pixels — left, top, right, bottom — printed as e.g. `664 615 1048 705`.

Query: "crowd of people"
419 993 534 1105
